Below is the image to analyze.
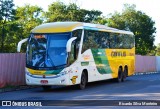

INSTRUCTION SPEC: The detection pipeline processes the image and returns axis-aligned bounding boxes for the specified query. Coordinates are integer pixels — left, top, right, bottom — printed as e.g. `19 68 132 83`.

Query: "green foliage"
0 0 15 52
15 5 43 52
0 2 157 54
155 43 160 56
44 1 102 23
0 4 43 53
0 0 15 21
92 16 108 25
16 5 43 38
108 4 156 55
147 45 156 56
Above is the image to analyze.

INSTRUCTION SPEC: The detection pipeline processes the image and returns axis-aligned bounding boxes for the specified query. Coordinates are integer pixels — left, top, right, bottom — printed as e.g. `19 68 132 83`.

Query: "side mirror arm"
17 38 28 52
66 37 77 52
66 37 77 65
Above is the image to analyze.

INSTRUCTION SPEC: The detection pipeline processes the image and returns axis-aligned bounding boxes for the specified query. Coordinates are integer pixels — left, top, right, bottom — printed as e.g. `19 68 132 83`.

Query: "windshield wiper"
54 64 66 69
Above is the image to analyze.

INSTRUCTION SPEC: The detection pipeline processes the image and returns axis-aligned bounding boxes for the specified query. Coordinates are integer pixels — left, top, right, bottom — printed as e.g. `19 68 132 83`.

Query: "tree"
0 4 43 53
108 4 156 55
44 1 102 23
15 5 43 52
92 16 108 25
16 5 43 39
82 9 102 23
0 0 15 52
44 1 67 22
156 43 160 56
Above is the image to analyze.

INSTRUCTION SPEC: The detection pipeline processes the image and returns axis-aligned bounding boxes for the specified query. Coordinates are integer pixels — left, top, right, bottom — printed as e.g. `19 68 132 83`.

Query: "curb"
134 72 159 76
0 85 39 93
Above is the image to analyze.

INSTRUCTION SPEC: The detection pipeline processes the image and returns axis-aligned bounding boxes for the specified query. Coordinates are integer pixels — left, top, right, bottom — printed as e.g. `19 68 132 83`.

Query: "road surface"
0 73 160 109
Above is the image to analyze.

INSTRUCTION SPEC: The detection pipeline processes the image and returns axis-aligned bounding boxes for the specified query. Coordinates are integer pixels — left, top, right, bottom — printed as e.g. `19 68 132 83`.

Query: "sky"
14 0 160 45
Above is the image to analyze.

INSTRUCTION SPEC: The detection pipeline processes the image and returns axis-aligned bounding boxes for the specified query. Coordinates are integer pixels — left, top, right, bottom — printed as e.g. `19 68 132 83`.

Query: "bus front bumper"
25 73 70 86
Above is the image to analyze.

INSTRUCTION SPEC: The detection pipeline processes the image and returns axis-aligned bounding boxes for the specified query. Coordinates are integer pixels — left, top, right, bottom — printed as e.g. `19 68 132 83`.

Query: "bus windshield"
26 33 71 69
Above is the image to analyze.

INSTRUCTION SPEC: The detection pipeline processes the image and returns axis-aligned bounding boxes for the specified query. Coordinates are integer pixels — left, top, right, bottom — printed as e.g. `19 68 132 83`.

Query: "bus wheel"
79 72 87 90
42 86 51 91
122 68 127 82
117 68 123 82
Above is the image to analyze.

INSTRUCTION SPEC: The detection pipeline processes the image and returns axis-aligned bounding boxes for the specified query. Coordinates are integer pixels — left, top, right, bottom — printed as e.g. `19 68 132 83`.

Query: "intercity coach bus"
17 22 135 90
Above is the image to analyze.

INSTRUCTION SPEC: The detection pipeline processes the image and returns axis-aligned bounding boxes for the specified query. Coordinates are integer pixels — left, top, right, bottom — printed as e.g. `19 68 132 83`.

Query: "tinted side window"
82 30 99 53
110 33 118 48
68 29 82 64
110 33 134 49
95 31 110 48
72 29 82 59
82 30 110 53
119 34 135 49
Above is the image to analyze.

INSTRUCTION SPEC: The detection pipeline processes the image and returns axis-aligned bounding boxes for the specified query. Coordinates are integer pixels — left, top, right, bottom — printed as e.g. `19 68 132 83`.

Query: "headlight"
61 71 68 75
59 68 73 76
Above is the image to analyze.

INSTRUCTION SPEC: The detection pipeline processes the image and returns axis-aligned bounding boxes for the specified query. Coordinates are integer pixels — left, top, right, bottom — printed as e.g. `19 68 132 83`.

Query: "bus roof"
31 22 134 35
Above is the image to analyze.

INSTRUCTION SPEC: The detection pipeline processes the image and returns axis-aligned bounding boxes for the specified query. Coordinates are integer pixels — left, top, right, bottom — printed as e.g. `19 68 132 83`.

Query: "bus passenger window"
82 30 99 53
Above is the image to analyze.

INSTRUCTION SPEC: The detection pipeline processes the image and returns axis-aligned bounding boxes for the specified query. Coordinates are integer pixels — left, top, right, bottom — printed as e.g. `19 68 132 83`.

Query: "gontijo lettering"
111 51 126 57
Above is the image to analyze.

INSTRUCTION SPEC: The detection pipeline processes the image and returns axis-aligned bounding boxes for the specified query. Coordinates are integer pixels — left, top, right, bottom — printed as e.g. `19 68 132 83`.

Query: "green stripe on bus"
81 62 89 66
45 69 63 75
91 49 112 74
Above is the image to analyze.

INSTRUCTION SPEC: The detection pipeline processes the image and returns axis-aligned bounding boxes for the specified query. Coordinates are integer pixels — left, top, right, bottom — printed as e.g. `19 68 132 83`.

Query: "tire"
117 68 123 82
42 86 51 91
122 68 127 82
79 72 87 90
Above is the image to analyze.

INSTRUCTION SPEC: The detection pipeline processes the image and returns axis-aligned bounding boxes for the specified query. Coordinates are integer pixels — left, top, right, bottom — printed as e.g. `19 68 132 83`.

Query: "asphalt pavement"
0 73 160 109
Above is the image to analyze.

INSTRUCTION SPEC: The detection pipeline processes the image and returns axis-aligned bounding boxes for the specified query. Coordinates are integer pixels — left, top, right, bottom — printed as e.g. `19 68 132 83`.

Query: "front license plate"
40 80 48 84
